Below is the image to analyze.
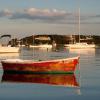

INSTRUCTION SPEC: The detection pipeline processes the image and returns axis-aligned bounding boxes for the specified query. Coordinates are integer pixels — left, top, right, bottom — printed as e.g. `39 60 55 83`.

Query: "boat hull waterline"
65 43 95 49
1 56 79 74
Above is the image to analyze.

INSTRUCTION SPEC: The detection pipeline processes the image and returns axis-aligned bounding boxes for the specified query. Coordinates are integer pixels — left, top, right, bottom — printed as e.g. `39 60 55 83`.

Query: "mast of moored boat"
78 7 80 43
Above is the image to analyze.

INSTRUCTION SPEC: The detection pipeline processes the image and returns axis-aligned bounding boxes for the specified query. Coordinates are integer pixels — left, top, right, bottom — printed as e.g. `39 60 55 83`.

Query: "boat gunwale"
1 56 79 64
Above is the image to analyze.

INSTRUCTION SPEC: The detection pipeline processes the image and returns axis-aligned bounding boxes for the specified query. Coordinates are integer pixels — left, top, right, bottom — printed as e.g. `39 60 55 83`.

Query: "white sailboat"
65 8 96 49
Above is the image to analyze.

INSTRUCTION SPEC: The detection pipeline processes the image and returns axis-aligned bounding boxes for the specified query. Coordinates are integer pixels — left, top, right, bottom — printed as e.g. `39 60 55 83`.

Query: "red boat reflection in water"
2 74 79 87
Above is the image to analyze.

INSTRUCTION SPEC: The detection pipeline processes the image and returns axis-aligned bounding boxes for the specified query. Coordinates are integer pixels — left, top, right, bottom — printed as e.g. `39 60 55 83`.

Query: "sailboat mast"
78 7 80 43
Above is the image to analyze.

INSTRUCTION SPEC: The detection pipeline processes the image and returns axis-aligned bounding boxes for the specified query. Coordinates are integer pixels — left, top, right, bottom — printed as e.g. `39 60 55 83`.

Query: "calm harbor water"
0 46 100 100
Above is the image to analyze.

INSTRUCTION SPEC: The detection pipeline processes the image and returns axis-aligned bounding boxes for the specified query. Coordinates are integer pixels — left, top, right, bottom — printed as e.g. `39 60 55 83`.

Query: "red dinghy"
1 56 79 74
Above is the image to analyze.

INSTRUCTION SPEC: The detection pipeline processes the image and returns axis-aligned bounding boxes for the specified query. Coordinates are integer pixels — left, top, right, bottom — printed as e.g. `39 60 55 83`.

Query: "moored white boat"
0 46 20 53
0 34 20 53
65 43 96 49
30 44 52 48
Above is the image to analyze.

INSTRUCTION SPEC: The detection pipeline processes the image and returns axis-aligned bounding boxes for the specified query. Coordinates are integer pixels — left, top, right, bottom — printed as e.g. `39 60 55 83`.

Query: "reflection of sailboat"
68 48 95 55
2 73 79 87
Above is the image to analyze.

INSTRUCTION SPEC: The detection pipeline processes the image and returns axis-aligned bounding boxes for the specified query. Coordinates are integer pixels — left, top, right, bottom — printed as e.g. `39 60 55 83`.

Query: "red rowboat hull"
1 56 79 74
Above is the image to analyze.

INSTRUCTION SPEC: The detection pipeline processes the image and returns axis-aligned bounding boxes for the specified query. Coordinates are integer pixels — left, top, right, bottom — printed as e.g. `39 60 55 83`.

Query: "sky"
0 0 100 38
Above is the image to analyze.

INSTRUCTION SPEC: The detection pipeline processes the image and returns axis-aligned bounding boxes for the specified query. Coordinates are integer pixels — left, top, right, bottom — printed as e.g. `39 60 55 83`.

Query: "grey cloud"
10 8 70 22
0 9 12 17
0 8 100 24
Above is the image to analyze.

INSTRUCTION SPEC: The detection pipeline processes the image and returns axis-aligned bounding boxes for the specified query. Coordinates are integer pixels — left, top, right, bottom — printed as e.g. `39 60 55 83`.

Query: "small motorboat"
1 56 79 74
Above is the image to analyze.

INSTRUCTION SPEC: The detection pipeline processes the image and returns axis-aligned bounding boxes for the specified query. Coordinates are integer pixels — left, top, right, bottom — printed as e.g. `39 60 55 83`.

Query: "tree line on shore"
1 34 100 47
6 34 100 47
19 35 100 46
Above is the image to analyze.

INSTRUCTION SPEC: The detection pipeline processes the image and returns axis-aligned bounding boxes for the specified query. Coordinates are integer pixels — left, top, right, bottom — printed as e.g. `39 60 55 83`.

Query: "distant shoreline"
21 34 100 45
